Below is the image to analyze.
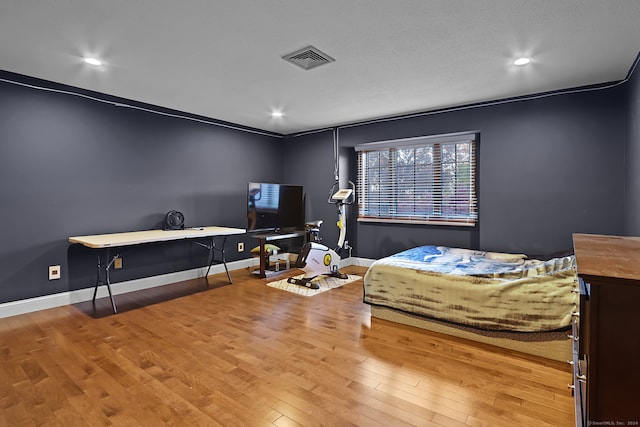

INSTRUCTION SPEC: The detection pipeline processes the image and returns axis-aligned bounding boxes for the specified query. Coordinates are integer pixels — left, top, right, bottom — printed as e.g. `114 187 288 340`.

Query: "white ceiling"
1 1 639 135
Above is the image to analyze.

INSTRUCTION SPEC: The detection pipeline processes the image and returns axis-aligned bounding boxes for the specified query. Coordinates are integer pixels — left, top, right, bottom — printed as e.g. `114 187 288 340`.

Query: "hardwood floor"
0 266 575 426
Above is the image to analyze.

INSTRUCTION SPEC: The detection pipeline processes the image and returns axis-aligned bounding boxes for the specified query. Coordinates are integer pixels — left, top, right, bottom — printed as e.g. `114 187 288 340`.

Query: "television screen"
247 182 304 232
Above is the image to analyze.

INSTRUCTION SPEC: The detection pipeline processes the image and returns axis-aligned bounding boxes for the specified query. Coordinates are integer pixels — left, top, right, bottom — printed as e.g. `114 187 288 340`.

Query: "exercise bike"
287 180 355 289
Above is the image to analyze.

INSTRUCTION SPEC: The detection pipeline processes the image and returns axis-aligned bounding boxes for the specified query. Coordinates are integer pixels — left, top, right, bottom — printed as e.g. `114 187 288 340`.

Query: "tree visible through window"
356 132 477 226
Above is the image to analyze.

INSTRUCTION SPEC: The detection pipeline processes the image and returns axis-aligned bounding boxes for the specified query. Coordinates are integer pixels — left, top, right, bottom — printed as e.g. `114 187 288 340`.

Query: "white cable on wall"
0 76 282 138
292 52 640 138
333 128 340 180
2 51 638 140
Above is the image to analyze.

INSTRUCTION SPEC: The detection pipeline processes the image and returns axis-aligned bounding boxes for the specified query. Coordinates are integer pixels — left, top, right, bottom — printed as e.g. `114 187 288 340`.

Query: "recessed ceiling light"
270 110 284 118
513 57 531 66
83 57 102 66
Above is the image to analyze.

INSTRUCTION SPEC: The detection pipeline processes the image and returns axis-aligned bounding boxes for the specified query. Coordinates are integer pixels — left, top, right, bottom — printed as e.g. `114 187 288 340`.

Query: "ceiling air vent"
282 45 335 70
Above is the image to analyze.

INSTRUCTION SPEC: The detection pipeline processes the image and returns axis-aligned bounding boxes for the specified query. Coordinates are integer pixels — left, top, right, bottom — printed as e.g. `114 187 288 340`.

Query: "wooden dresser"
572 234 640 426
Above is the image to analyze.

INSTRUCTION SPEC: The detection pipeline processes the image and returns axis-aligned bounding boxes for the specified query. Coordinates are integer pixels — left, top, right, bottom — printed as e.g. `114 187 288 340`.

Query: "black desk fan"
163 210 185 230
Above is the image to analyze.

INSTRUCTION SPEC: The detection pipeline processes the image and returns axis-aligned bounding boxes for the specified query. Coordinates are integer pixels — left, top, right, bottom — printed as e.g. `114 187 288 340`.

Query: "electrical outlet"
114 257 123 269
237 242 244 252
49 265 61 280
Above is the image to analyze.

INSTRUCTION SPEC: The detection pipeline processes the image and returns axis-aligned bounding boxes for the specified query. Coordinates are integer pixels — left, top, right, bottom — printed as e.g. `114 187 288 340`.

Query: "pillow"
251 244 280 255
526 249 575 261
484 251 527 263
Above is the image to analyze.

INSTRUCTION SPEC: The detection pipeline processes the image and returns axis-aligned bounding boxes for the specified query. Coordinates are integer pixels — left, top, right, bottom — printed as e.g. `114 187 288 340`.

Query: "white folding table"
69 226 245 313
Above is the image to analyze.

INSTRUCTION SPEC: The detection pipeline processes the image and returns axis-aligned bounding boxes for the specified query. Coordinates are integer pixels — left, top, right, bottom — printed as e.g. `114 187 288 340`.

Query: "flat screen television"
247 182 304 232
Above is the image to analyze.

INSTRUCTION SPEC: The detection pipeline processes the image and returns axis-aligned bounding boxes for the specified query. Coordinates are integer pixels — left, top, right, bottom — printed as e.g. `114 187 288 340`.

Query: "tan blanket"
363 246 578 332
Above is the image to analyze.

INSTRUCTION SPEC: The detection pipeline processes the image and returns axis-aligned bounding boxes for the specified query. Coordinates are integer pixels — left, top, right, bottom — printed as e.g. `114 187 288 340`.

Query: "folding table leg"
91 249 118 314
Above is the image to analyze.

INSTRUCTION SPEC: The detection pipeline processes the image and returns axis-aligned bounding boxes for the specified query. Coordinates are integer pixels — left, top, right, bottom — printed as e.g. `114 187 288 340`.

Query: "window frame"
355 131 478 227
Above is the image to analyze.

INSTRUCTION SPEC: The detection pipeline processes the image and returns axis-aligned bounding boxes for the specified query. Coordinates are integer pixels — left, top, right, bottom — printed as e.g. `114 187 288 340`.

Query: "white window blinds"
355 132 478 226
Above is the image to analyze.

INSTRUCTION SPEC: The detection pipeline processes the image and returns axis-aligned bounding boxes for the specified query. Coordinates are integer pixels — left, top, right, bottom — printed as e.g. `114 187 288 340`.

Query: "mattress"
363 246 578 332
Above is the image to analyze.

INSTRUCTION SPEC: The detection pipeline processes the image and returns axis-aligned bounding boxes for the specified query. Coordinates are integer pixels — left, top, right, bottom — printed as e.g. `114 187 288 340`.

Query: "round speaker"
164 210 185 230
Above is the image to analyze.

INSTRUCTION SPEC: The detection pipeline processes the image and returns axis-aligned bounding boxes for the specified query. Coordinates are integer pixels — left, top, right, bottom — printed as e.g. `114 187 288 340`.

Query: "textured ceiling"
1 1 639 135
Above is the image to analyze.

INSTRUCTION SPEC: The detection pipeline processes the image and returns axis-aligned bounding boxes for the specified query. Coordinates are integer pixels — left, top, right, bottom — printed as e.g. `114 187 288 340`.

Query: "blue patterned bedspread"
387 245 568 277
364 245 577 332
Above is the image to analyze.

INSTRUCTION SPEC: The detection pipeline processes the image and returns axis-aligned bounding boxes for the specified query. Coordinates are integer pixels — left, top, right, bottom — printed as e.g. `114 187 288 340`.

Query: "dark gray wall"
0 72 283 304
1 63 635 305
282 130 348 250
625 56 640 235
287 86 627 259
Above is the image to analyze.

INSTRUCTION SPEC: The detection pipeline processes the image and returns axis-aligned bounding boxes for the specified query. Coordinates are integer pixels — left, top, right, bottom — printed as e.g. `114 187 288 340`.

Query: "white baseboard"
0 256 374 319
0 258 256 319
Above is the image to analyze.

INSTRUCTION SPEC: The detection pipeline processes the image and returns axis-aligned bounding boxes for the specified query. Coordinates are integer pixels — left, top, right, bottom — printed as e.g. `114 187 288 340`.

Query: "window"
355 132 478 226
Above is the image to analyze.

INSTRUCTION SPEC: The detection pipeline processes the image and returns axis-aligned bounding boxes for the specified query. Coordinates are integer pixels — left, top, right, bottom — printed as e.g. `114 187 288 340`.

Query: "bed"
363 246 578 361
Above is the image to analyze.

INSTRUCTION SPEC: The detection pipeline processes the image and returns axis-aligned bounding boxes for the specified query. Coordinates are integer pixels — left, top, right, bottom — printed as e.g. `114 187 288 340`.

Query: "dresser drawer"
577 278 590 358
570 309 586 427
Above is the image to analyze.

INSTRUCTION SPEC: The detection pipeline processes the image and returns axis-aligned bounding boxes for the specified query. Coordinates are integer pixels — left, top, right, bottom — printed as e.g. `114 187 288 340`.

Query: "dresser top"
573 233 640 282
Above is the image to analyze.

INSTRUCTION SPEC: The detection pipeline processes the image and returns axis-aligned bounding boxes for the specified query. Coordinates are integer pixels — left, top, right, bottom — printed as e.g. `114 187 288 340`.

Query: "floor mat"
266 274 361 296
